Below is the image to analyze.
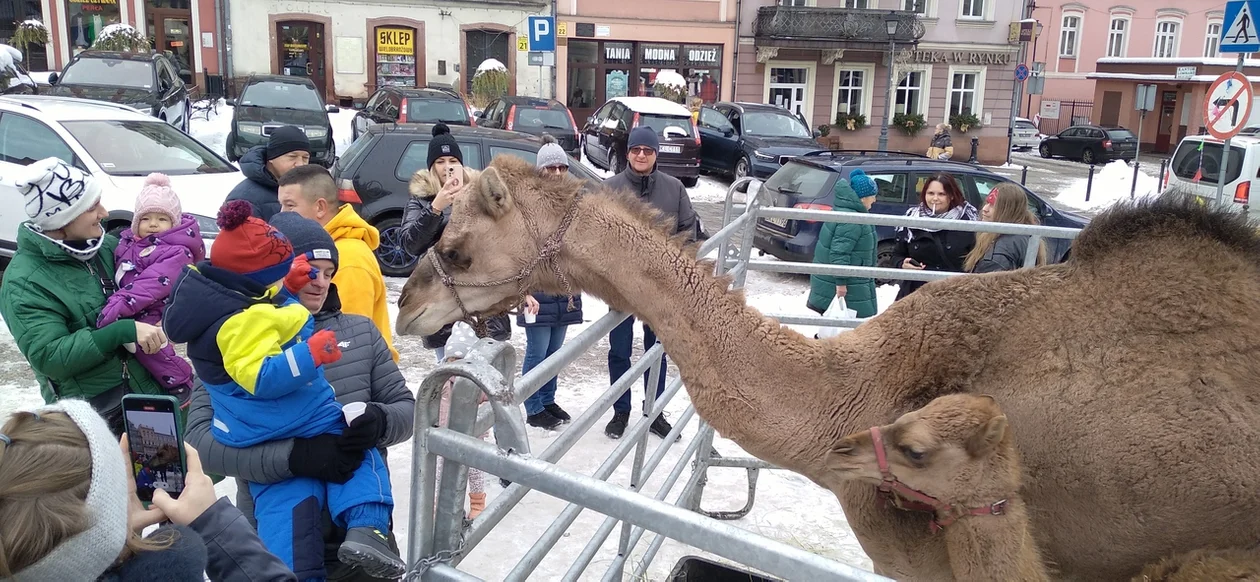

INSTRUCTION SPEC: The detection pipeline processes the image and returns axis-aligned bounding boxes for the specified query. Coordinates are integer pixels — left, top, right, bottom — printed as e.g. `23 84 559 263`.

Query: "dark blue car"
697 102 821 180
752 151 1089 270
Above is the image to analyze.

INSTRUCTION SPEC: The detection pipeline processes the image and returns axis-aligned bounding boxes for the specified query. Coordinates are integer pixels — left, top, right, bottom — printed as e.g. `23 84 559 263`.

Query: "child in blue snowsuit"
165 200 404 580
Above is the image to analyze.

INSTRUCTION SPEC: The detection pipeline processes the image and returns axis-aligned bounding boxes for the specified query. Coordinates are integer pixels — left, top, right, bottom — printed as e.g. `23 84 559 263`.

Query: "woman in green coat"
0 158 167 434
806 168 879 318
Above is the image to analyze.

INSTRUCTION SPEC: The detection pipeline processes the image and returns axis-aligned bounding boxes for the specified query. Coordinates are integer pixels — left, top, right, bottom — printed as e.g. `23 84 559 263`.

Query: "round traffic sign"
1015 64 1030 81
1205 71 1254 140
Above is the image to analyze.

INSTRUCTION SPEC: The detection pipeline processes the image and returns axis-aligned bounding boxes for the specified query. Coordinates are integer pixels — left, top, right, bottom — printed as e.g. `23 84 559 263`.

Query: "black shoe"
527 410 562 430
650 415 680 441
543 403 571 422
338 527 405 579
500 478 512 488
605 411 630 439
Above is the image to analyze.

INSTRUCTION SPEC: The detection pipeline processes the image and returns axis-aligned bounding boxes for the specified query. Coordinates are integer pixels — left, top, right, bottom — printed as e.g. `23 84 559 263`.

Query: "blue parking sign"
1222 1 1260 53
528 16 555 52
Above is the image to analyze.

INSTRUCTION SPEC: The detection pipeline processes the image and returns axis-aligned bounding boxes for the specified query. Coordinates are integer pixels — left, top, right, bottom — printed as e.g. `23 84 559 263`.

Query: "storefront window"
566 39 722 114
65 0 122 51
375 26 418 88
0 1 49 70
569 68 595 108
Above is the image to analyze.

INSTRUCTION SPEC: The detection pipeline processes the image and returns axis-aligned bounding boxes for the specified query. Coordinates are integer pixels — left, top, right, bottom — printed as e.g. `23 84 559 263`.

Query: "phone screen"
123 395 185 503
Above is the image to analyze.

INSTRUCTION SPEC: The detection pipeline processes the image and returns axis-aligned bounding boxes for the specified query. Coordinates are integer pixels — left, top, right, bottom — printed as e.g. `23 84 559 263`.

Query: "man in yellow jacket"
276 165 399 362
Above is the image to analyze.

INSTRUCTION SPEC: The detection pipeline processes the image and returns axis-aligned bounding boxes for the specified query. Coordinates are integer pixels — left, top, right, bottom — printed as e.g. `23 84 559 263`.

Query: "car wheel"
373 215 420 278
875 240 900 287
681 176 698 188
734 156 751 180
1081 148 1096 165
225 132 239 162
1038 143 1052 159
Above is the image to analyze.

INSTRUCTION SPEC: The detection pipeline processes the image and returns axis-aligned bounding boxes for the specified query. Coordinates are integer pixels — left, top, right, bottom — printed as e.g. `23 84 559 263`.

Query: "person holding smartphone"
891 172 978 301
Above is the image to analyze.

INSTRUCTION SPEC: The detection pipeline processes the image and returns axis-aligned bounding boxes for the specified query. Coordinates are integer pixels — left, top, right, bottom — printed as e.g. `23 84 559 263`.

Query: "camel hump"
1070 193 1260 264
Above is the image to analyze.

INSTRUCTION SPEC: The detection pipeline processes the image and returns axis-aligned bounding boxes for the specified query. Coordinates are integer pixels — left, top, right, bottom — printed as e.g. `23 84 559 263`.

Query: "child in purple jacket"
97 173 205 405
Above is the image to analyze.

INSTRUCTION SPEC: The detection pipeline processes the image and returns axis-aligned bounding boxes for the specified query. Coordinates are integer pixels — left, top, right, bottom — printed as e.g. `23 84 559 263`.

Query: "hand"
432 174 463 212
120 433 167 532
308 329 342 367
835 285 847 298
902 258 926 270
283 255 317 294
289 434 365 484
151 442 218 526
524 295 540 315
134 322 167 355
339 403 387 452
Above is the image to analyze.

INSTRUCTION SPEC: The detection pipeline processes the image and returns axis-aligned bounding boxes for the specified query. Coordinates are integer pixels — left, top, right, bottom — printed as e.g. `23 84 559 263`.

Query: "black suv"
754 151 1089 267
476 96 580 158
225 74 338 166
1038 124 1137 165
351 87 473 141
698 101 821 180
48 50 190 131
332 123 607 276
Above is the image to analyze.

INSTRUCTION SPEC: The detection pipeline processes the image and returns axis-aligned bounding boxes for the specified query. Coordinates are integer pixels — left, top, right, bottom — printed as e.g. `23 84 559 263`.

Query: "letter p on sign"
528 16 555 52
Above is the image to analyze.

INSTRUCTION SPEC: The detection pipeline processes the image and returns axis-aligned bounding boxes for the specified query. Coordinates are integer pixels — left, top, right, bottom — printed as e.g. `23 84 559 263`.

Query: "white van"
1165 134 1259 216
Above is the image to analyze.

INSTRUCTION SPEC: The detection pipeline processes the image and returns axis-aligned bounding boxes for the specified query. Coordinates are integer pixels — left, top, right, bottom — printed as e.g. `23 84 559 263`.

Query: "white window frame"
831 63 875 125
1205 21 1222 58
944 65 986 123
958 0 986 20
1059 13 1082 58
887 64 932 123
843 0 868 8
1153 18 1181 58
1107 16 1130 58
761 60 818 121
902 0 928 16
777 0 812 6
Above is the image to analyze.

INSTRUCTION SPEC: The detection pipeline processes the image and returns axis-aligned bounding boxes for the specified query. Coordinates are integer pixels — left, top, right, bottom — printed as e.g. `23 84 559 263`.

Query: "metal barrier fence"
404 177 1085 581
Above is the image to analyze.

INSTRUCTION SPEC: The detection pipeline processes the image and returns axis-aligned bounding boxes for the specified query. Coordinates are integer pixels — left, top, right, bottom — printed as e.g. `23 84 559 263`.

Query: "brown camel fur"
395 154 1260 580
1133 548 1260 581
828 393 1049 581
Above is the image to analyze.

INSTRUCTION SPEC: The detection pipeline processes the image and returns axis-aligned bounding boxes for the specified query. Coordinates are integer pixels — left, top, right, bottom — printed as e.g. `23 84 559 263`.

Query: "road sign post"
1217 1 1259 208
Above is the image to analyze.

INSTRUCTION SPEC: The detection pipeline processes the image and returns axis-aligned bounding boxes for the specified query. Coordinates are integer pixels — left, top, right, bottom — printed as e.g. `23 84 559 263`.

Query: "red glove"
308 329 342 367
284 255 317 294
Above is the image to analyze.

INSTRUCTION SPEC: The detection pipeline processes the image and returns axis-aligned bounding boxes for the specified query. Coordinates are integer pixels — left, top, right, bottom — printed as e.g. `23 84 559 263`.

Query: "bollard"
1158 159 1168 193
1021 165 1029 185
1130 161 1141 200
1085 164 1096 202
969 137 979 163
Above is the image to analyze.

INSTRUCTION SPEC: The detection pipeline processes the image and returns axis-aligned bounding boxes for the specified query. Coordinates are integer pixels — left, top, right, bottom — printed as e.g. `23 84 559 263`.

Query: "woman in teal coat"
806 168 879 318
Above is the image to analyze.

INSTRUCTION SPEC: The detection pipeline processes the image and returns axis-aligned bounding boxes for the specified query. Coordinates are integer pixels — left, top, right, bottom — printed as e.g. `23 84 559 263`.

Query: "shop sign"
377 27 414 55
68 0 118 4
606 70 628 99
596 25 610 37
1040 99 1060 120
1175 66 1197 80
683 45 720 66
642 44 679 65
604 43 632 63
908 50 1014 65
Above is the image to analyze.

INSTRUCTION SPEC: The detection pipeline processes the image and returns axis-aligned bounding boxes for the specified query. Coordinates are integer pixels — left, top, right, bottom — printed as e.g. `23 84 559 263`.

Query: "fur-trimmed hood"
409 167 481 200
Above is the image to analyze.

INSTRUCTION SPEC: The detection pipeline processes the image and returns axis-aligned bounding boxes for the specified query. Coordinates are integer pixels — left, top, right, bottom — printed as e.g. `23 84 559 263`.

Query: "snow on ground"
1056 160 1158 212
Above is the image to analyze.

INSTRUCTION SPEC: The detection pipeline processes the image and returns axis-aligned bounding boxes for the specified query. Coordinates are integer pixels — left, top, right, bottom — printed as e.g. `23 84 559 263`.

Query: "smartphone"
122 394 187 505
908 259 924 268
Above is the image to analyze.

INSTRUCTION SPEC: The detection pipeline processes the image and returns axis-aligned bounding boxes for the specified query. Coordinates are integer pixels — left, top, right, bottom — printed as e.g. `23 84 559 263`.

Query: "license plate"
659 144 681 154
765 216 789 228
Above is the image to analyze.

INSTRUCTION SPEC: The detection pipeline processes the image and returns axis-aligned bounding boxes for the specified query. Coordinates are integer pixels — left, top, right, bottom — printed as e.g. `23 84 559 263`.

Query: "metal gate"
404 178 1083 581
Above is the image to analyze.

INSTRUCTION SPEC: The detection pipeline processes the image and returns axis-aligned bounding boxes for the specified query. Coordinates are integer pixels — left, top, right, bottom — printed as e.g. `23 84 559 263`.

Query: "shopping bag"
816 296 857 339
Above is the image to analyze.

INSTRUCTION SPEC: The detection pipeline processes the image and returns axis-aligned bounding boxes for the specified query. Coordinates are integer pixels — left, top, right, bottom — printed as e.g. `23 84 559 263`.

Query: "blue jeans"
607 316 667 414
522 325 569 415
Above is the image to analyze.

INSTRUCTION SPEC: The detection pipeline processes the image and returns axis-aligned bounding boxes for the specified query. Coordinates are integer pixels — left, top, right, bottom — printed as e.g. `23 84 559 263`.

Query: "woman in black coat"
890 172 978 300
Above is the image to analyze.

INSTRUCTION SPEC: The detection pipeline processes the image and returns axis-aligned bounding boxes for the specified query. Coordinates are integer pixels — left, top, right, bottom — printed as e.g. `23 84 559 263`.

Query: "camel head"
396 154 586 336
825 393 1017 502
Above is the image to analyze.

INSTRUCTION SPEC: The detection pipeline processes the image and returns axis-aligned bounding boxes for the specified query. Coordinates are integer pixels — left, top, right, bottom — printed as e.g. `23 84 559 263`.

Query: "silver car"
1012 117 1043 150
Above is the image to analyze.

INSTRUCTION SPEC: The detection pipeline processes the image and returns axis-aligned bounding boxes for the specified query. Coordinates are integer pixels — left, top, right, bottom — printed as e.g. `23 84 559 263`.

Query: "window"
396 140 482 179
895 70 926 116
947 71 980 117
1060 15 1081 57
0 113 76 166
960 0 983 19
903 0 926 14
62 120 234 176
836 68 867 117
1154 20 1180 58
843 0 868 7
778 0 810 6
1171 140 1242 185
1206 22 1222 58
1107 17 1128 58
871 173 907 203
698 108 735 133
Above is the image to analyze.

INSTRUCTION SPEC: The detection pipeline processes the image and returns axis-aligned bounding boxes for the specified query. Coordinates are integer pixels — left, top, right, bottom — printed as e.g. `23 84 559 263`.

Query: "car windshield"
62 120 235 176
407 99 470 124
59 58 152 88
513 107 572 131
1106 129 1135 140
638 114 693 138
743 111 811 138
1015 120 1037 131
763 161 833 196
240 81 323 110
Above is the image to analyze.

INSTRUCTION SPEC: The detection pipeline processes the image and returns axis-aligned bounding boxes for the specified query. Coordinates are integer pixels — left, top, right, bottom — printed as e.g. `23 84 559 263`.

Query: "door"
600 103 629 166
0 112 79 248
355 92 383 138
697 107 738 172
155 59 185 128
1099 91 1122 127
1155 91 1177 154
151 11 194 84
768 67 808 119
277 21 329 101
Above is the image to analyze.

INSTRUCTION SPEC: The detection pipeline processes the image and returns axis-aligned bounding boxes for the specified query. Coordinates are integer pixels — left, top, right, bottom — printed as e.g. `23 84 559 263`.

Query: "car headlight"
191 214 219 239
238 122 263 136
752 151 776 161
304 126 328 139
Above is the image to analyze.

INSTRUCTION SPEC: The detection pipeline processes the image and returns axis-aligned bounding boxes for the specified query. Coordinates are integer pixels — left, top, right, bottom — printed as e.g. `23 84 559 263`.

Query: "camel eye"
441 248 470 270
900 446 925 462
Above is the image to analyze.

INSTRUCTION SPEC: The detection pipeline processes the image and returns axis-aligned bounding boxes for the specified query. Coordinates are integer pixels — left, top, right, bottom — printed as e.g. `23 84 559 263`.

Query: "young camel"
827 393 1049 582
395 154 1260 580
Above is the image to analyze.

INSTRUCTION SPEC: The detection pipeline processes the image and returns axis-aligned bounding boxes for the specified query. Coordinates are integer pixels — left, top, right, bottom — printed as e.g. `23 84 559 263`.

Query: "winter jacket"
0 224 163 404
931 131 952 149
224 146 282 222
890 226 976 300
970 234 1033 274
324 204 398 362
100 497 296 582
163 262 342 447
399 168 510 348
603 168 699 240
806 179 878 318
516 293 584 328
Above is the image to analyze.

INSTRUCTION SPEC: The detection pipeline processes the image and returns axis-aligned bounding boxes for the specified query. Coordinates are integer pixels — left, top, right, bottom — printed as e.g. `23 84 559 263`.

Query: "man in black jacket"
223 126 311 221
600 126 698 440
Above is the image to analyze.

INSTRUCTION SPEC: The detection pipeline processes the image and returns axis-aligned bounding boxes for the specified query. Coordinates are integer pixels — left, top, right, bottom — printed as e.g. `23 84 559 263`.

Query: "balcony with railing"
753 6 925 50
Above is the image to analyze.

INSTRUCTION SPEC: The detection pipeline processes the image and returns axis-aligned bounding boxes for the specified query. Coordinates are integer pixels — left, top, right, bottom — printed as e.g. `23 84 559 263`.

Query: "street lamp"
877 12 900 152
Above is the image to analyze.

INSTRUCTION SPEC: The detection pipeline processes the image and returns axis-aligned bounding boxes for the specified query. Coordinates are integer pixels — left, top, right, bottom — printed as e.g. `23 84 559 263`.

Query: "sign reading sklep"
377 27 414 55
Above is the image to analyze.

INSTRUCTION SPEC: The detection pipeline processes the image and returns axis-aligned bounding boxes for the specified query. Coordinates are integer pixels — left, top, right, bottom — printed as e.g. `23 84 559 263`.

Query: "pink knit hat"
132 173 182 233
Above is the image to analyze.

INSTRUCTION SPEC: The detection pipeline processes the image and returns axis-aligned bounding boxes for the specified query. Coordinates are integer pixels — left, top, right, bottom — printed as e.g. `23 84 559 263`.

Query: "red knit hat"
211 200 294 285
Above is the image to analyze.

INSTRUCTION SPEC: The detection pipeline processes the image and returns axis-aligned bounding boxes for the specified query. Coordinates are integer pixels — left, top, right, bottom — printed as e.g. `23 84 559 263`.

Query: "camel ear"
966 414 1007 458
477 167 513 219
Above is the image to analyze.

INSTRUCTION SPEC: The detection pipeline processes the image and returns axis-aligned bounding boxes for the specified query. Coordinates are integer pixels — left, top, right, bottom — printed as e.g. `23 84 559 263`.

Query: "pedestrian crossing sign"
1222 0 1260 53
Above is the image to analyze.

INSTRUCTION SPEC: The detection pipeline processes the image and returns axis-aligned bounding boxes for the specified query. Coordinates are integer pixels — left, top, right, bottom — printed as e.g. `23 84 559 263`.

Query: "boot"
527 410 562 429
605 411 630 439
543 403 571 422
468 492 486 519
650 415 680 441
337 527 406 579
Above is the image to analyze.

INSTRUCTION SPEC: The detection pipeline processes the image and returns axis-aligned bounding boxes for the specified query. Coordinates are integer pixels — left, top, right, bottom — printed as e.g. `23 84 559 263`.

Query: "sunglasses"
544 165 569 173
629 146 656 157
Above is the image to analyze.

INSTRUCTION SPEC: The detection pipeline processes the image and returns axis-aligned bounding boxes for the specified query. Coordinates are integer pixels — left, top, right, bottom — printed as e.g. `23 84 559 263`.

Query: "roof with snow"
1097 56 1260 67
611 96 691 117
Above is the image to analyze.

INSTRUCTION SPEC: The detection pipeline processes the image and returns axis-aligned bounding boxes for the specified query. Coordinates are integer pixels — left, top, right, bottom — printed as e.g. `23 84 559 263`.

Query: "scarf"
25 222 105 262
897 202 978 242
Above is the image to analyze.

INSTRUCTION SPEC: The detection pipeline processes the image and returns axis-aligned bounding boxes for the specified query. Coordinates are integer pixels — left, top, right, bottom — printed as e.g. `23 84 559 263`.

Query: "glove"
288 434 365 484
338 403 387 452
308 329 342 367
283 255 317 294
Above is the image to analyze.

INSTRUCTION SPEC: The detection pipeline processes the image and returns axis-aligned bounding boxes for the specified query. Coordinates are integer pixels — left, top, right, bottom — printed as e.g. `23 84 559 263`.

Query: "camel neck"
943 498 1049 581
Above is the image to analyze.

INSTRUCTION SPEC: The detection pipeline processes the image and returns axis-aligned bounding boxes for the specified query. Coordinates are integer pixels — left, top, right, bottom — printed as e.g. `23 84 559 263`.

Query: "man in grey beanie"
536 134 571 174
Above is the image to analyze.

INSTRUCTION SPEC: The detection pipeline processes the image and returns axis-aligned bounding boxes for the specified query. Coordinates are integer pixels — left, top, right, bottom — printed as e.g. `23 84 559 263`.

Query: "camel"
1133 548 1260 581
394 154 1260 580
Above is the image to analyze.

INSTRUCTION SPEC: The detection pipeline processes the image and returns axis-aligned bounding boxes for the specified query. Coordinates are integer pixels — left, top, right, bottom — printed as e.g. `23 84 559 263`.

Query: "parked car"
476 96 580 158
1011 117 1044 150
1165 134 1259 218
0 95 238 259
332 123 608 277
752 151 1089 270
697 101 820 180
47 50 190 133
2 45 37 95
581 96 700 187
224 74 337 167
422 82 478 116
1038 124 1137 164
351 87 473 142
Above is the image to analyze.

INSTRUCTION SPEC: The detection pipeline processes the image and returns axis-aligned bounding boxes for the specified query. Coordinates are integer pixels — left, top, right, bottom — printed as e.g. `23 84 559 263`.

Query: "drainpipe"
212 0 224 76
732 0 741 100
551 0 558 99
219 0 234 90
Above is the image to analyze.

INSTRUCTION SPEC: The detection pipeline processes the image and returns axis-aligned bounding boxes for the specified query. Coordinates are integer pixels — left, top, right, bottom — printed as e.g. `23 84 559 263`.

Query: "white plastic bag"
816 296 856 339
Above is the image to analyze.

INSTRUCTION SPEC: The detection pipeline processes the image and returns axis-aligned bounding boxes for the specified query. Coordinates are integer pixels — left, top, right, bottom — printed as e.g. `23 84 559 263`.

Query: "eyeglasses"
629 146 656 157
543 165 569 174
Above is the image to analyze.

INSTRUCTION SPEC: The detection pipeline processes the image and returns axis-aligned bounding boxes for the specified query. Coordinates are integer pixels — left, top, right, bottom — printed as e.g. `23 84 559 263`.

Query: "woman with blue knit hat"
807 168 879 319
